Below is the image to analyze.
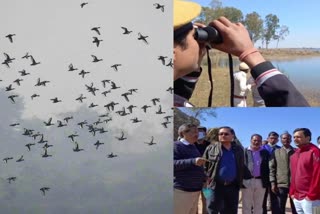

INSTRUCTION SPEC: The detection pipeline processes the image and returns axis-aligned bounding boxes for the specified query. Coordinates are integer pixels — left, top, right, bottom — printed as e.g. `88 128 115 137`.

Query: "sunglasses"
218 132 230 136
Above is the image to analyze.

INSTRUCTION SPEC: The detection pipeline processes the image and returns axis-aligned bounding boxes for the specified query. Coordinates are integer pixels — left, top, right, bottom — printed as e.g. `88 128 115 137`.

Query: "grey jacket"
269 146 295 188
203 141 244 189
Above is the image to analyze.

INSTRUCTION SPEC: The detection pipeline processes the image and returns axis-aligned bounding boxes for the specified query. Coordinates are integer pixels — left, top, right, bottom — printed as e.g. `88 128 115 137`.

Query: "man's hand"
271 184 278 194
195 157 207 166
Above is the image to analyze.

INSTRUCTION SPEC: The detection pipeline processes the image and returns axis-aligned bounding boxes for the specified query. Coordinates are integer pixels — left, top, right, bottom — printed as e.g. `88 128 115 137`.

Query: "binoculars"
194 26 223 44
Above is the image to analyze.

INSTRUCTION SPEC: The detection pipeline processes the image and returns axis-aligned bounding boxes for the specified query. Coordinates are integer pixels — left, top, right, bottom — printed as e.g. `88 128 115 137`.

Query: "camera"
194 26 223 44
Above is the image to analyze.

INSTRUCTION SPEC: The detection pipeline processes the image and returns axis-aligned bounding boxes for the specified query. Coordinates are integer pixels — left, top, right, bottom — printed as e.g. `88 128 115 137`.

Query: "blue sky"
185 108 320 148
192 0 320 48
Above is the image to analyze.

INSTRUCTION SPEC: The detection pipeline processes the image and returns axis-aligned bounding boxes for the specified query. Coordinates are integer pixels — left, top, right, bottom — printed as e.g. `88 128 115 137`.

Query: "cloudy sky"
0 0 172 213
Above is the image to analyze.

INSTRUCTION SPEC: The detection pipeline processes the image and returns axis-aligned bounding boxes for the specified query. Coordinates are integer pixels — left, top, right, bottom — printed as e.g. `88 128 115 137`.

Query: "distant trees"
197 0 290 48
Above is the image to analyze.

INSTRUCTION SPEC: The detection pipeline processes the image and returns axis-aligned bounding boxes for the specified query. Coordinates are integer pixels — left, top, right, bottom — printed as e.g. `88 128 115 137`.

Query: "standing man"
233 62 252 107
242 134 270 214
269 132 297 214
290 128 320 213
203 126 244 214
247 76 266 107
174 123 207 214
262 131 281 213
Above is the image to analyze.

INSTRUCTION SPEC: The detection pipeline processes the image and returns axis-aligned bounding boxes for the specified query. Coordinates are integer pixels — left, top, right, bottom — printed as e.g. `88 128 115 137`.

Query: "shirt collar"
180 138 191 145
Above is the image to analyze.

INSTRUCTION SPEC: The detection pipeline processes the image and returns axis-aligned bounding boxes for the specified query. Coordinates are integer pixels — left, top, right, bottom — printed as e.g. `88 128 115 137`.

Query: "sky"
0 0 172 213
181 107 320 148
192 0 320 48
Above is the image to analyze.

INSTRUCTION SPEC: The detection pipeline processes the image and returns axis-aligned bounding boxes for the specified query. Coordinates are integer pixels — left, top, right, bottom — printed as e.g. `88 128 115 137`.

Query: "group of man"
174 124 320 214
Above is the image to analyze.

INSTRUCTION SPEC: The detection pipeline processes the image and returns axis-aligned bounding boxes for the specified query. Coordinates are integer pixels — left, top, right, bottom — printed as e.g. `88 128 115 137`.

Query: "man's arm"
306 149 320 200
269 152 278 193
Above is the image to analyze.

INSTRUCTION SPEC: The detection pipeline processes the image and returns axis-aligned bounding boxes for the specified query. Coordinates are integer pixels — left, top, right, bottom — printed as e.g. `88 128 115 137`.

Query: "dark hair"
268 131 279 138
197 126 207 132
293 128 312 140
174 23 193 50
178 123 197 138
280 131 292 138
251 134 262 140
317 136 320 142
218 126 234 135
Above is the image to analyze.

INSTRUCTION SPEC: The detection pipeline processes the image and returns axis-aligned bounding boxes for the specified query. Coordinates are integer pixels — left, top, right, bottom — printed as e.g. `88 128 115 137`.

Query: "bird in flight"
166 58 173 67
16 155 24 162
44 117 54 126
151 98 160 105
73 142 84 152
101 79 111 88
64 116 73 123
158 56 167 65
141 105 151 113
121 92 131 102
7 177 17 183
5 84 15 91
25 143 35 151
153 3 165 12
121 27 132 35
2 53 15 67
37 134 48 144
166 86 173 94
92 37 103 47
91 54 103 63
94 140 104 150
57 120 67 128
19 69 30 76
107 153 117 158
127 105 137 113
30 55 40 66
40 187 50 196
68 132 79 142
22 52 30 59
42 148 52 158
91 27 101 35
116 131 127 141
31 93 40 100
79 69 90 78
8 95 18 103
138 33 149 44
131 117 142 123
111 64 122 71
13 78 23 86
5 34 16 43
145 136 156 145
156 105 166 114
50 97 62 103
75 94 86 103
101 90 111 96
110 81 120 90
161 121 171 128
68 63 78 71
3 157 13 163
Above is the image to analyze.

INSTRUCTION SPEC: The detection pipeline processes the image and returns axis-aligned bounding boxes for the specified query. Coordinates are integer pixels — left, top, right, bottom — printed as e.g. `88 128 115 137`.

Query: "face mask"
198 132 206 140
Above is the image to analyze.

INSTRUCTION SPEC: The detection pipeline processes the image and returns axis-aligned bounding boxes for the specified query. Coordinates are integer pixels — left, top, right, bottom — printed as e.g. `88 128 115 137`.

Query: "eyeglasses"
218 132 230 136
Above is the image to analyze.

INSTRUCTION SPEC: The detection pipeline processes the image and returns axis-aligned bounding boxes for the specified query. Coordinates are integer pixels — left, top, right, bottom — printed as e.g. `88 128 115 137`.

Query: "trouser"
174 188 200 214
263 186 280 214
197 187 207 214
206 183 239 214
275 187 297 214
242 178 265 214
293 198 320 214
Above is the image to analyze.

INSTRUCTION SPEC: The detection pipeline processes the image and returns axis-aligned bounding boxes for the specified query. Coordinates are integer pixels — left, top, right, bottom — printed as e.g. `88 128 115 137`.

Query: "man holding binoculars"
173 0 309 107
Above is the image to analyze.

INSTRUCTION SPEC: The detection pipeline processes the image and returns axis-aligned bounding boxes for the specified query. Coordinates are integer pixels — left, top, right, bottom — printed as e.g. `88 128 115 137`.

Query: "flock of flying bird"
1 1 172 198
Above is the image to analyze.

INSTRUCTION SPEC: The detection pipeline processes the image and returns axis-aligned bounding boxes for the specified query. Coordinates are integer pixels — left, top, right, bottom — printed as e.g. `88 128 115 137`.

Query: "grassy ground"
189 49 320 107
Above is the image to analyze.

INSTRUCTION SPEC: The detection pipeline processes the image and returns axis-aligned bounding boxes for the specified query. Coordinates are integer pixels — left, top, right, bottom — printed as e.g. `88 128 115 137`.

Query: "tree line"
196 0 289 49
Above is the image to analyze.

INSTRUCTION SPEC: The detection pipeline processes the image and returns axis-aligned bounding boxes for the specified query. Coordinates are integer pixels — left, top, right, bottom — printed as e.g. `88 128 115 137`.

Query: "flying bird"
115 131 127 141
110 81 120 89
111 64 122 71
19 69 30 76
79 69 90 78
161 121 171 128
73 142 84 152
30 55 40 66
3 157 13 163
42 148 52 158
145 136 156 145
121 27 132 34
92 37 103 47
5 84 15 91
75 94 86 103
5 34 16 43
22 52 30 59
57 120 67 127
101 90 111 96
91 54 103 63
94 140 104 150
156 105 166 114
121 92 131 102
31 94 40 100
101 79 111 88
40 187 50 196
138 33 149 44
158 56 167 65
151 98 160 105
166 86 173 94
166 58 173 67
68 63 78 71
16 155 24 162
141 105 151 113
8 94 18 103
64 116 73 123
44 117 54 126
107 153 117 158
7 177 16 183
13 78 23 86
25 143 35 151
50 97 62 103
68 133 79 142
91 27 101 35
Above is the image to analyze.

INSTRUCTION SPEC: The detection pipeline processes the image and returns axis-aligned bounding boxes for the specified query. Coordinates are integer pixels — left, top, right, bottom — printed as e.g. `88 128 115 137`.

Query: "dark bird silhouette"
110 81 120 90
13 78 23 86
145 136 156 145
99 113 109 118
22 128 34 136
101 79 111 88
166 86 173 94
158 56 167 65
164 115 173 122
57 120 67 127
91 27 101 35
31 93 40 100
121 27 132 34
85 83 99 96
19 69 30 76
77 120 87 128
151 98 160 105
104 101 119 111
3 157 13 163
111 64 121 71
127 105 137 113
73 142 84 152
8 94 18 103
161 121 171 128
43 143 53 149
2 53 15 67
9 123 20 127
37 134 48 144
153 3 165 12
42 148 52 158
93 118 103 126
107 153 117 158
76 94 86 103
32 132 41 140
40 187 50 196
5 84 15 91
128 88 138 94
131 117 142 123
5 34 16 43
166 58 173 67
156 105 166 114
30 55 40 66
22 52 30 59
16 155 24 162
80 2 88 8
116 131 127 141
79 69 90 78
50 97 62 103
64 116 73 123
121 92 131 102
44 118 54 126
92 37 103 47
68 133 79 142
89 102 98 108
35 78 50 86
94 140 104 150
138 33 149 44
99 127 108 134
101 90 111 96
141 105 151 113
25 143 35 151
7 177 16 183
103 118 112 124
91 54 103 62
68 63 78 71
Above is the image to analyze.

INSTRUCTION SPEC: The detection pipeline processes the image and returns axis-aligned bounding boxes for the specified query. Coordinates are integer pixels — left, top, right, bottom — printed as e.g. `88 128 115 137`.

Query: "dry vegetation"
189 48 320 107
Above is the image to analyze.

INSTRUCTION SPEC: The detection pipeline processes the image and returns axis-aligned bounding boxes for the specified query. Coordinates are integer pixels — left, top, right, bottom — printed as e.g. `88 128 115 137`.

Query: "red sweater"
289 143 320 200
